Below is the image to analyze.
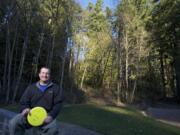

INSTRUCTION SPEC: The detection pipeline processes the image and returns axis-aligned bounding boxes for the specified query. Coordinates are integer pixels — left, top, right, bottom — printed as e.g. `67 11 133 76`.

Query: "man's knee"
9 114 25 135
41 120 59 134
9 114 24 127
9 114 30 129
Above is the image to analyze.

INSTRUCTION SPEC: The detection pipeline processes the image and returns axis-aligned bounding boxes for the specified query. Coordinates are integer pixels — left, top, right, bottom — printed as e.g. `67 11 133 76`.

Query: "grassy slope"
1 104 180 135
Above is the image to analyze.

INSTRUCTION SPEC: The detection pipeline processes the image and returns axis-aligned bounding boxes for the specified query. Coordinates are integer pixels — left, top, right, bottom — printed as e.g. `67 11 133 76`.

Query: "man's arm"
48 86 64 119
19 86 32 113
48 102 63 119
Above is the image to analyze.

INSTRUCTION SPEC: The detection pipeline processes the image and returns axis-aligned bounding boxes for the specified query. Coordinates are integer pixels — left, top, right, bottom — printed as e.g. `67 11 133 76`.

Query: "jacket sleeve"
48 86 64 119
19 85 32 112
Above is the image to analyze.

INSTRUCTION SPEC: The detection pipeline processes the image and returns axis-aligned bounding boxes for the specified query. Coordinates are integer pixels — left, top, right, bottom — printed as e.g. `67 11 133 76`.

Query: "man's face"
39 68 50 82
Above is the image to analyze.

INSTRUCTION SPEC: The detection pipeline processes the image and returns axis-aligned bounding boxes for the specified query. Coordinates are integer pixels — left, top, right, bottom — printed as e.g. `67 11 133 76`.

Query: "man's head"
39 67 51 83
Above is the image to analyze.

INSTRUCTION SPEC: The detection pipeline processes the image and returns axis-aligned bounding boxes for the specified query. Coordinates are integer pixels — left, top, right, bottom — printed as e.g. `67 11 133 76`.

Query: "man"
9 67 64 135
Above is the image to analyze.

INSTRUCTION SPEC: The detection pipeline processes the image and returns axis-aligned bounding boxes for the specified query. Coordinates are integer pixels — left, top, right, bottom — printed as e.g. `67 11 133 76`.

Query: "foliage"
0 0 179 104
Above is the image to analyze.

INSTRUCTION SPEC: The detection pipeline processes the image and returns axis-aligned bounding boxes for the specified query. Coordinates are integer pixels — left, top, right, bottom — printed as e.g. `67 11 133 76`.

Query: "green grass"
1 104 180 135
0 104 20 112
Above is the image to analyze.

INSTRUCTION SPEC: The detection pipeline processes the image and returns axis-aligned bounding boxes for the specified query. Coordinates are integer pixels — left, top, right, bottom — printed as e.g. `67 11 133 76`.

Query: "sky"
73 0 120 61
75 0 119 10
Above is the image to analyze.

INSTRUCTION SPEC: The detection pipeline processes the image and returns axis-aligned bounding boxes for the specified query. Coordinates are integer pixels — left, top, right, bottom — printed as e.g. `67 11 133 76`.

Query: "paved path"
0 109 103 135
145 107 180 127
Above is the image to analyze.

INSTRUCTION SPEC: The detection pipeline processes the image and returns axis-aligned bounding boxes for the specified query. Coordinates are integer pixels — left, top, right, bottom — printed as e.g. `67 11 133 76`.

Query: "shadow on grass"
59 104 180 135
1 104 180 135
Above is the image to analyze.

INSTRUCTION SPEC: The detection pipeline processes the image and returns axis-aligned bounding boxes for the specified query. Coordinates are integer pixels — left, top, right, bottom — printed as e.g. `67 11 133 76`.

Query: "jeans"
9 114 59 135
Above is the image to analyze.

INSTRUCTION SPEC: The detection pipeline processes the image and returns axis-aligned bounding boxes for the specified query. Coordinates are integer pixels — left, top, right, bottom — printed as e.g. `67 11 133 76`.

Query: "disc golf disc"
27 107 47 126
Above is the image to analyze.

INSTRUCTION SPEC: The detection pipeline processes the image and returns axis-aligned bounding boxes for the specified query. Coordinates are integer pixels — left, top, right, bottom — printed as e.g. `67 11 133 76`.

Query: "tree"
149 0 180 101
0 0 81 103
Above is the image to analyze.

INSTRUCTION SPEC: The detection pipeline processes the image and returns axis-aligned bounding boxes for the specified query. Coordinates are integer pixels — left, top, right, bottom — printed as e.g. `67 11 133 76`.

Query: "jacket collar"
36 81 53 89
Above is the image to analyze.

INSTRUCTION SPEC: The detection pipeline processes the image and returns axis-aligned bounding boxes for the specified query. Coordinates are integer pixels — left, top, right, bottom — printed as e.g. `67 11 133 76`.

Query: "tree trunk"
6 20 19 103
68 48 73 76
99 47 112 87
159 50 166 98
116 29 122 104
12 23 31 102
2 0 15 102
12 45 18 88
29 32 44 83
74 44 81 86
3 21 10 103
172 47 180 102
130 35 143 103
60 54 66 89
80 64 87 89
47 34 55 69
117 81 121 105
124 32 129 101
34 32 44 77
175 69 180 102
130 43 141 103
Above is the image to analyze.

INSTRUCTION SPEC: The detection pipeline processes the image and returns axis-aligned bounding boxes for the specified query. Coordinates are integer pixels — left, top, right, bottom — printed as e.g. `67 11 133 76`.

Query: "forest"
0 0 180 105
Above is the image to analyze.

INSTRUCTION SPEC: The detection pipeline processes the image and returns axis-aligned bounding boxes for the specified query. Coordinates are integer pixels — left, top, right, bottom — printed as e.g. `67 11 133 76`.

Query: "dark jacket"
20 82 64 119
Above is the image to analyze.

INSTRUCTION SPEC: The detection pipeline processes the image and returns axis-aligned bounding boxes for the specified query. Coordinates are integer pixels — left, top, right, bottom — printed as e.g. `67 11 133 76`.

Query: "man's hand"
44 115 53 124
21 108 31 116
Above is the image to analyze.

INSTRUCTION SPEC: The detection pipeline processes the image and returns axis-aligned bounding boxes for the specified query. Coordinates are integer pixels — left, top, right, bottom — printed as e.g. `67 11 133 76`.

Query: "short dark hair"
39 67 51 74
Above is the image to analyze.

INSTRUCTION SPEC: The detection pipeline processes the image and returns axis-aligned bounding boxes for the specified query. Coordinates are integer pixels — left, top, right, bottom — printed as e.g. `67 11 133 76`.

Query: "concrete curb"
0 109 103 135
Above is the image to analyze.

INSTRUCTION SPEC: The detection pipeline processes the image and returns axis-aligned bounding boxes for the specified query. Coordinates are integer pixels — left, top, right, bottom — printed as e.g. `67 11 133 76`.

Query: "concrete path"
145 107 180 127
0 109 103 135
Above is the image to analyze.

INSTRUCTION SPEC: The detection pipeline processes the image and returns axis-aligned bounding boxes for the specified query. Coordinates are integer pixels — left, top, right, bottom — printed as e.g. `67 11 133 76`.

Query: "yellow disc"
27 107 47 126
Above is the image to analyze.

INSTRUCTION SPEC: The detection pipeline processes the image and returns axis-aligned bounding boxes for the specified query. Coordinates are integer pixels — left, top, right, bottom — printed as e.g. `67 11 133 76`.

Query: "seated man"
9 67 64 135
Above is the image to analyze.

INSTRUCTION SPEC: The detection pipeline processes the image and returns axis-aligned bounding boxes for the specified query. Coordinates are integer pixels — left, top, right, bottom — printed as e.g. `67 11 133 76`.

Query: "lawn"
1 104 180 135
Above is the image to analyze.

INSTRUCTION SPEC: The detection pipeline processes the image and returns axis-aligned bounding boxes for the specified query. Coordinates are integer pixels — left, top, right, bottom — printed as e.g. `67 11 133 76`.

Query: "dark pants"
9 114 59 135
